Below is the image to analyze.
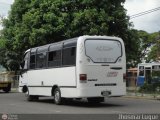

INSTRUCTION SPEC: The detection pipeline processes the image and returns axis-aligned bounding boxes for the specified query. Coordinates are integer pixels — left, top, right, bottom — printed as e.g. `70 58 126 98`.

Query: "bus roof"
24 35 123 54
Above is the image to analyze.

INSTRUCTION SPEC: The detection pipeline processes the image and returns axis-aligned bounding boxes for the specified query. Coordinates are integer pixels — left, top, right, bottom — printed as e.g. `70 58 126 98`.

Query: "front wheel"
54 88 64 105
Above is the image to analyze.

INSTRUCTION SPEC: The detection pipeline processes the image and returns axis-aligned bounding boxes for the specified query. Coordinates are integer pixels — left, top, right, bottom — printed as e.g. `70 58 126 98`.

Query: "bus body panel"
75 36 126 97
60 85 126 98
20 67 76 96
27 67 76 87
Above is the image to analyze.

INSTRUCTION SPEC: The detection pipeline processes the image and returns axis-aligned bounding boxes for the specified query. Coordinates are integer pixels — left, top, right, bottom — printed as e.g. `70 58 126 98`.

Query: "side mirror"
20 60 28 76
20 61 25 70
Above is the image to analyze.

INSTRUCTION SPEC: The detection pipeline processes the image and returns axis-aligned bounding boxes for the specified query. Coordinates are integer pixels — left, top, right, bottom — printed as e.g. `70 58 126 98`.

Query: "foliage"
125 29 141 68
0 0 133 71
139 82 160 93
0 37 20 71
138 31 151 58
123 30 158 68
1 0 156 71
146 32 160 62
1 0 159 70
147 46 158 62
127 31 160 65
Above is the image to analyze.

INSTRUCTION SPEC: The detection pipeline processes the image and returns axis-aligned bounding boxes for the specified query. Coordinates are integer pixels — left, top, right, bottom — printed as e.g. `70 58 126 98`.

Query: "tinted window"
85 39 122 63
36 52 47 68
152 65 160 70
30 55 36 69
139 66 144 76
62 47 76 66
23 52 29 70
48 50 61 67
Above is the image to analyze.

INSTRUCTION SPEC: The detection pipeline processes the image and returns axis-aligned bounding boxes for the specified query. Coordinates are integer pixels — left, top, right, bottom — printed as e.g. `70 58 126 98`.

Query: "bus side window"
139 66 144 76
30 55 36 69
139 70 144 76
48 50 61 67
36 52 46 68
62 47 76 66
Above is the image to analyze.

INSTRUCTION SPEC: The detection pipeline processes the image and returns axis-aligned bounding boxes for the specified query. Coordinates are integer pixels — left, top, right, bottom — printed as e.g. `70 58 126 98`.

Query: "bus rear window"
85 39 122 63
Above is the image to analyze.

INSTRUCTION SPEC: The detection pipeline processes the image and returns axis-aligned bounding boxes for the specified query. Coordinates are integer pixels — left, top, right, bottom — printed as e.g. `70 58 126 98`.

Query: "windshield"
85 39 122 63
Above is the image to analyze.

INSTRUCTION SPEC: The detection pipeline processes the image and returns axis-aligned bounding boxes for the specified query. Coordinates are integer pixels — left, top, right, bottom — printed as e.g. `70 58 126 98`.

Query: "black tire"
22 85 28 93
87 97 104 103
3 83 11 93
27 95 39 101
54 88 64 105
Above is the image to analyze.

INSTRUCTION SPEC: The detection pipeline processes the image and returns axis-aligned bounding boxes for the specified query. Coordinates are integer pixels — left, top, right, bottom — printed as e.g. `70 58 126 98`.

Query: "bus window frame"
21 51 30 71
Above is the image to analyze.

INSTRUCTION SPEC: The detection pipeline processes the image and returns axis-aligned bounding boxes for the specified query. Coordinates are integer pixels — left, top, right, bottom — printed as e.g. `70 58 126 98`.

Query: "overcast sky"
124 0 160 33
0 0 14 16
0 0 14 29
0 0 160 33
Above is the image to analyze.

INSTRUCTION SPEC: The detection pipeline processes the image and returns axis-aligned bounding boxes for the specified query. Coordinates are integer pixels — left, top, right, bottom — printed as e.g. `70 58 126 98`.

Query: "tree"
1 0 135 71
138 31 152 59
125 29 141 68
146 32 160 62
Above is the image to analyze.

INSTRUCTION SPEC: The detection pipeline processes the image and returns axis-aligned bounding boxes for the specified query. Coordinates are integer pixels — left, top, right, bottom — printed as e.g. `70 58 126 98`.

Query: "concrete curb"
11 88 19 92
124 92 160 100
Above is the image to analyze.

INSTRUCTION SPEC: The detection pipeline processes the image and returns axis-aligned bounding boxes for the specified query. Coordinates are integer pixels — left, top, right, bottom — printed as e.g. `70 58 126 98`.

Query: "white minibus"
19 35 126 104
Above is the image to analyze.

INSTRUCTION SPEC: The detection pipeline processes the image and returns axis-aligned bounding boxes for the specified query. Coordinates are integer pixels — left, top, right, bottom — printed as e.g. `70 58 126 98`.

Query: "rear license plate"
101 91 110 97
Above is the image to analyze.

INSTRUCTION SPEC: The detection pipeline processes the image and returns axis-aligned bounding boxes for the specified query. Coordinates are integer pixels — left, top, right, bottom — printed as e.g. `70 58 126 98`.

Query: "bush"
139 82 160 93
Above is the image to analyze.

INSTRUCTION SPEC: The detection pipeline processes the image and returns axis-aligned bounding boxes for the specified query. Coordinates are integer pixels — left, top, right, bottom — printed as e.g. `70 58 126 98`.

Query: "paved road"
0 91 160 114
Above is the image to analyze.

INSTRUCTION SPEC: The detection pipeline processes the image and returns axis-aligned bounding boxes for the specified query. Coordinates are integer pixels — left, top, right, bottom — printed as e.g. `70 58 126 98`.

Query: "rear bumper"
61 85 126 98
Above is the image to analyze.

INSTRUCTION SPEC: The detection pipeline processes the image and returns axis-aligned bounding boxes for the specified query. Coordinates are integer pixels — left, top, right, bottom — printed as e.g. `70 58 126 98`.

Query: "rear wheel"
54 88 64 105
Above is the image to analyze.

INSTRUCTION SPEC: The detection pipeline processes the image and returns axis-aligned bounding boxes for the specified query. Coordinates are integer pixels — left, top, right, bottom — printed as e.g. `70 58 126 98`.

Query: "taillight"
123 73 126 82
80 74 87 82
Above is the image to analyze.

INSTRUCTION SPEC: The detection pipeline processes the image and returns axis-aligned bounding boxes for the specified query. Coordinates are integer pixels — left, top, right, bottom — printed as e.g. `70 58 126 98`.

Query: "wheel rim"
55 91 60 103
